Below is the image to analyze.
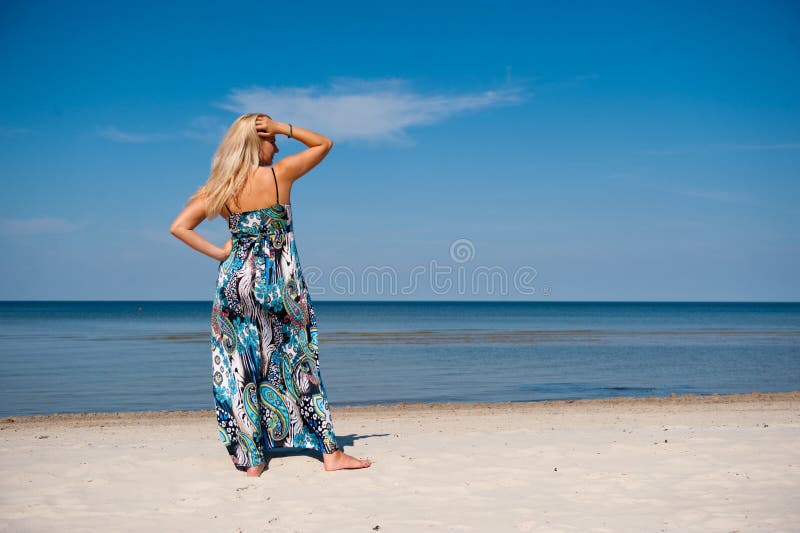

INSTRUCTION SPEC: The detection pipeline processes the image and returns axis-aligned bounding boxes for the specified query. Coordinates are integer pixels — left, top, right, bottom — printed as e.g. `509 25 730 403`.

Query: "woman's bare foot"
245 462 266 477
322 449 372 471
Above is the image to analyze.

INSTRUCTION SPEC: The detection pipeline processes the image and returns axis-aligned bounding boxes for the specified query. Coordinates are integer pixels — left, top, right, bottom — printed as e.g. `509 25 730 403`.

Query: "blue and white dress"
210 167 339 471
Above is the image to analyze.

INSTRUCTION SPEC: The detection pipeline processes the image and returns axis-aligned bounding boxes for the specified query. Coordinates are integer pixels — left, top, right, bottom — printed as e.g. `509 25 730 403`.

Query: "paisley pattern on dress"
211 201 339 472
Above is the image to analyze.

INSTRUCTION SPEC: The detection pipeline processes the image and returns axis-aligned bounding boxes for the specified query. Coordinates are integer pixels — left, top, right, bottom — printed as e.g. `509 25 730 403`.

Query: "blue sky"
1 1 798 301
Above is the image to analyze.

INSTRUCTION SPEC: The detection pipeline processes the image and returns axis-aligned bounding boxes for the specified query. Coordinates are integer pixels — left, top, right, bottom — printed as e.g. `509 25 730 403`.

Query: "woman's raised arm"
256 115 333 183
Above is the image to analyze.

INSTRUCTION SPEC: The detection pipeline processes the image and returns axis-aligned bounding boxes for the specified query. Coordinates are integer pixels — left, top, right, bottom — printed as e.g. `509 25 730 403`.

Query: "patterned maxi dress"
210 167 340 472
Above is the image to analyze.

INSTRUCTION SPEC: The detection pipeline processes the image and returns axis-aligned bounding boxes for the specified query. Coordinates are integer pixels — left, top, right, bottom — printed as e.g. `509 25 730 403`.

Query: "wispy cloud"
667 187 750 204
97 77 527 145
96 115 229 144
708 142 800 150
638 181 756 206
181 115 230 143
532 73 600 89
214 76 528 144
634 142 800 155
96 126 176 143
0 126 36 137
632 147 693 156
0 216 87 236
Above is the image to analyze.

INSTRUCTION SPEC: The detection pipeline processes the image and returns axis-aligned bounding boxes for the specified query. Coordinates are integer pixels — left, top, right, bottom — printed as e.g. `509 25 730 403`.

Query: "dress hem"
229 441 341 471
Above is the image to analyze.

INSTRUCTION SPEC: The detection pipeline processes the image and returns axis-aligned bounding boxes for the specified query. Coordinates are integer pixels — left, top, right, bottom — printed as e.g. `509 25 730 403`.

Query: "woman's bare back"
222 164 291 217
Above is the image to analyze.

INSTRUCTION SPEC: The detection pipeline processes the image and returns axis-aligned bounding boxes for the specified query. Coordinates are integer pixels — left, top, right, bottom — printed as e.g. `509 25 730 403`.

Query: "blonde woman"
170 114 372 476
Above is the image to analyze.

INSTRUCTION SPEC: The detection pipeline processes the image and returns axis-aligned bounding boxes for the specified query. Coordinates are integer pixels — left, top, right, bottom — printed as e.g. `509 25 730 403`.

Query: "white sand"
1 391 798 532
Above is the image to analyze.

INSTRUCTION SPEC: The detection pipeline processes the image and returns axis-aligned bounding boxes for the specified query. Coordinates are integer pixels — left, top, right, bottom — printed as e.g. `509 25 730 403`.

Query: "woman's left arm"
169 195 232 262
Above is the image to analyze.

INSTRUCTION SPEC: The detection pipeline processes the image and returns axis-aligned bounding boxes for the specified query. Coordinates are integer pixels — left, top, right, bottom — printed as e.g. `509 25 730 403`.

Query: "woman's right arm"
169 195 230 262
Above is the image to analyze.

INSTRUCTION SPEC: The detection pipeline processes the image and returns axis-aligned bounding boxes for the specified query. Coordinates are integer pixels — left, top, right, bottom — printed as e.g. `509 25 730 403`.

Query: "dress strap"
271 166 279 204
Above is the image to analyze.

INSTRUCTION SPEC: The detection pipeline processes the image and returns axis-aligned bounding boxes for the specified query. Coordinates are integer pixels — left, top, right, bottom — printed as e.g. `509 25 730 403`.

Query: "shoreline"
3 389 798 428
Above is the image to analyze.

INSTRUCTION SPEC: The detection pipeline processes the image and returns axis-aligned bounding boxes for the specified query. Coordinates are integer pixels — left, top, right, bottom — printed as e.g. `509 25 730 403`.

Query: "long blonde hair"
189 113 263 219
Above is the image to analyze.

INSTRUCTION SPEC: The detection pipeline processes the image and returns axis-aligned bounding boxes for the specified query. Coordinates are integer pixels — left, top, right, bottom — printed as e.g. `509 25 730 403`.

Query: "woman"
170 113 372 477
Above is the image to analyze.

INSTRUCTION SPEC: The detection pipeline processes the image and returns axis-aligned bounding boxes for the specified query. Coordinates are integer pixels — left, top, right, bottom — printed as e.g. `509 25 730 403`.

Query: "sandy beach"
1 391 798 532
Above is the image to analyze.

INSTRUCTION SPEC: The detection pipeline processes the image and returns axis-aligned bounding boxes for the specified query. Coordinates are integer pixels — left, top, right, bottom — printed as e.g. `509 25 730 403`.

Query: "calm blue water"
1 301 798 416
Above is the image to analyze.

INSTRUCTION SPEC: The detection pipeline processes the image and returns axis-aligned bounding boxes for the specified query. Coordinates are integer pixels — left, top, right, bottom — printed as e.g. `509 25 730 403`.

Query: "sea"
1 301 798 417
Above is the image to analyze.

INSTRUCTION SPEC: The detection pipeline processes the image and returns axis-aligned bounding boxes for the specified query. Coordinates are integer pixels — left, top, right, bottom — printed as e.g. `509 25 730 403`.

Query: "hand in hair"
255 115 280 138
